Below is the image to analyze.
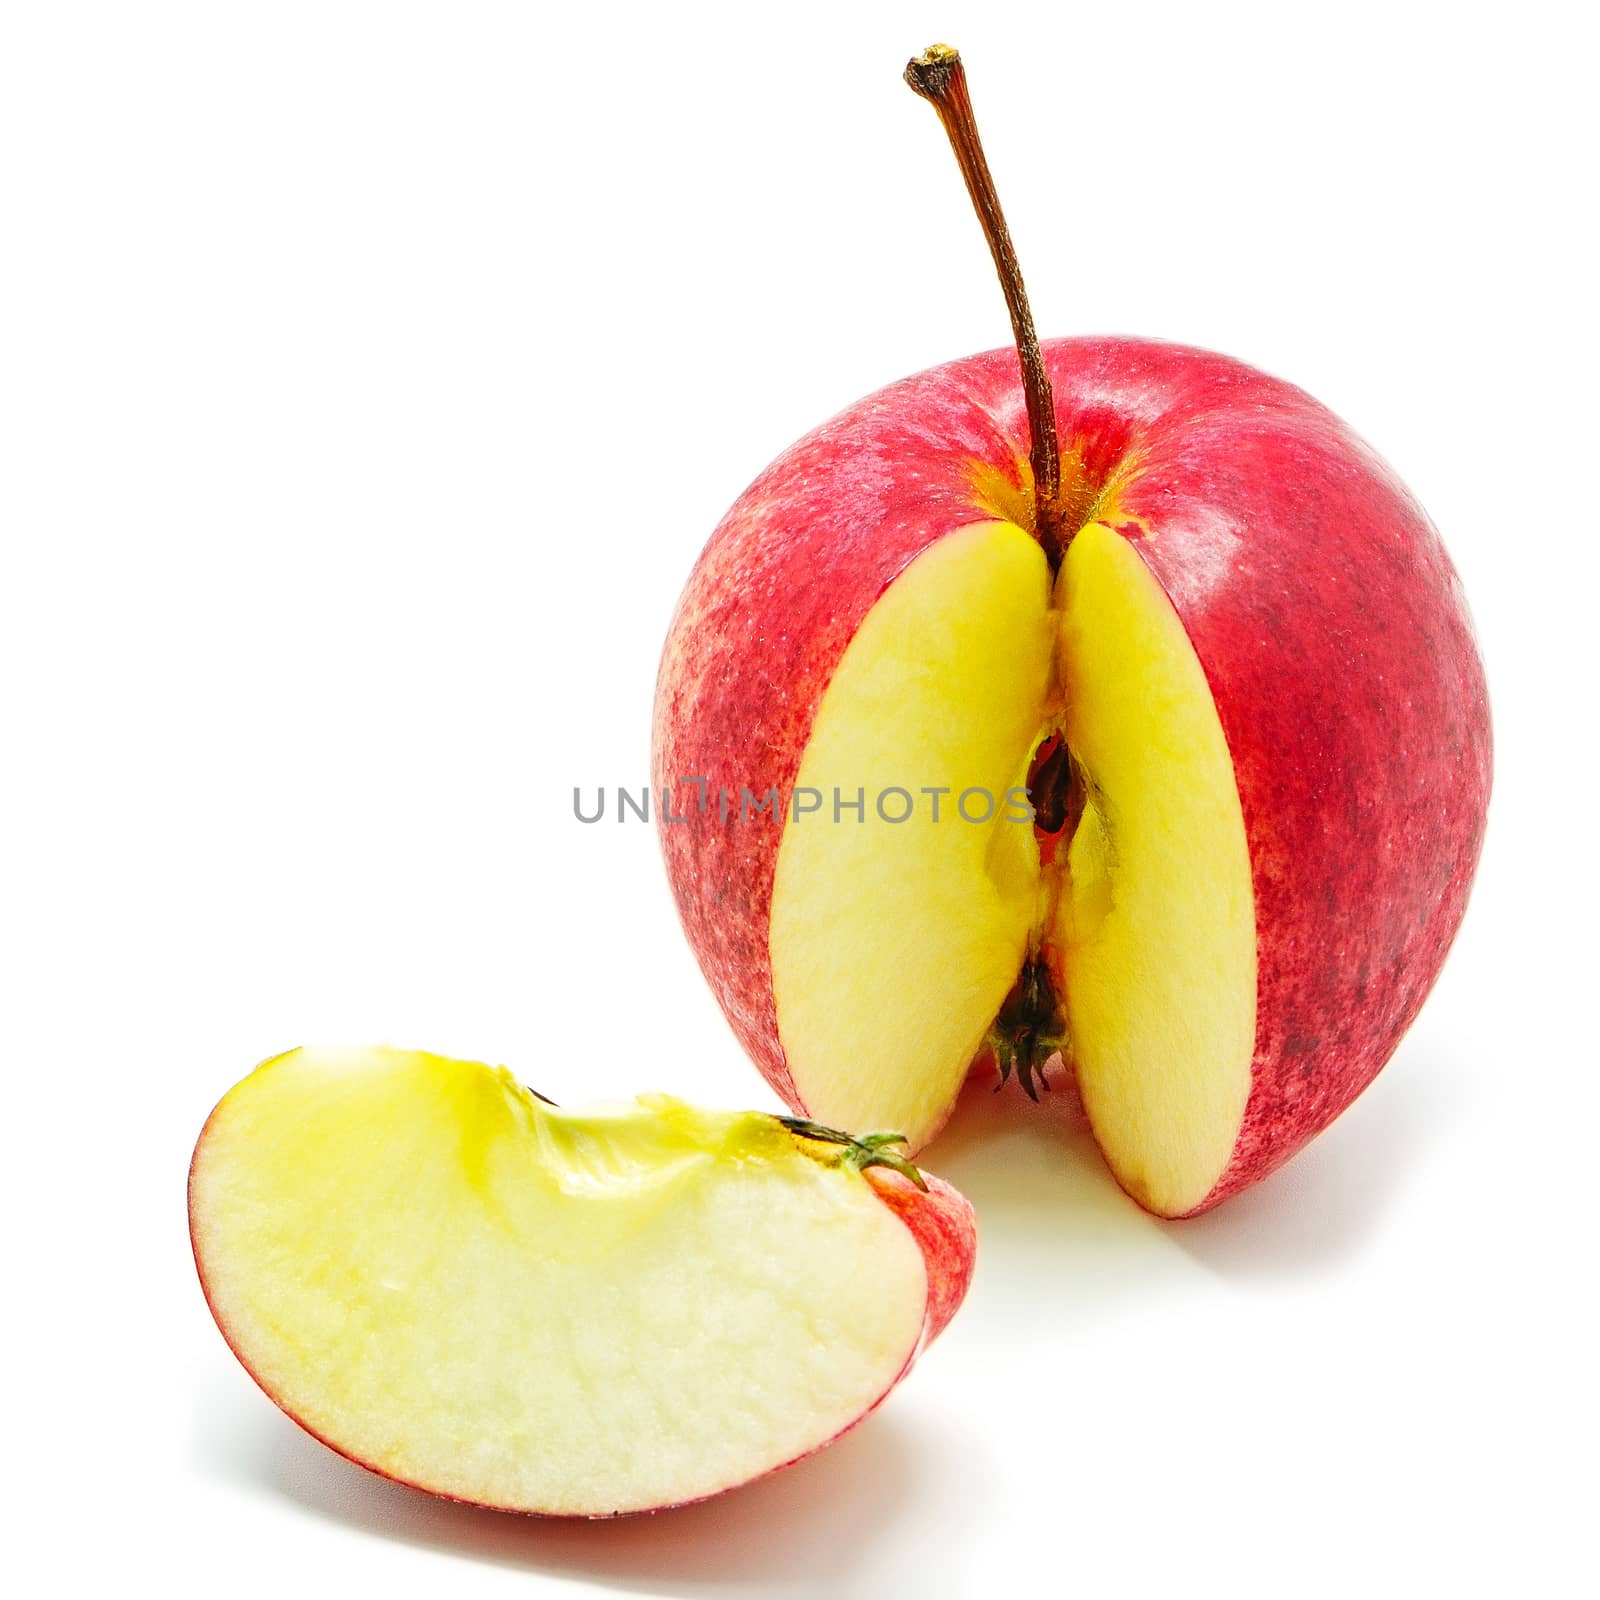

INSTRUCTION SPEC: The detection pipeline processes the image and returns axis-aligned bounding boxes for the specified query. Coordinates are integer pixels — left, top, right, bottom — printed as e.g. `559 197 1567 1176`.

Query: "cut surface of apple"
769 519 1054 1149
765 514 1255 1214
189 1046 975 1516
1050 522 1255 1216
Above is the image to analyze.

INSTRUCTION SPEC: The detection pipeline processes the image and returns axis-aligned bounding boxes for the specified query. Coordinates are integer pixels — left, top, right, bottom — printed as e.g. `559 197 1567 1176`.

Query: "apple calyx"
986 955 1067 1102
905 43 1066 568
777 1117 928 1191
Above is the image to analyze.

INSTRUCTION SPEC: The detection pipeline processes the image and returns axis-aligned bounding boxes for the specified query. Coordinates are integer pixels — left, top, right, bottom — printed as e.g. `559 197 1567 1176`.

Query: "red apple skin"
188 1101 973 1516
653 336 1491 1215
863 1170 978 1348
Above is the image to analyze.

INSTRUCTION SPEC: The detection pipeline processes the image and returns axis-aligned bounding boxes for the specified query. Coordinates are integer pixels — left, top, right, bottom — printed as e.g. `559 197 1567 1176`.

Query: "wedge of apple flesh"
769 518 1255 1218
189 1046 975 1517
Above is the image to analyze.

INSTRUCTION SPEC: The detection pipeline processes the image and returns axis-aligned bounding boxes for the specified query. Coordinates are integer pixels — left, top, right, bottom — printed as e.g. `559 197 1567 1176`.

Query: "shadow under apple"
925 1066 1186 1333
198 1386 963 1597
1171 1041 1460 1280
926 1038 1455 1312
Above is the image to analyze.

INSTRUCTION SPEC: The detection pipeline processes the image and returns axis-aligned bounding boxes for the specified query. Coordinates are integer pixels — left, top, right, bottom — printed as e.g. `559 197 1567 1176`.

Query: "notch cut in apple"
189 1046 975 1517
768 517 1255 1217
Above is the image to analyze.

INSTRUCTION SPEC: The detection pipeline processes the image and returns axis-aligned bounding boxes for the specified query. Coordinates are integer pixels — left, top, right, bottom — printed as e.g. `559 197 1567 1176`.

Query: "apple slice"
189 1046 975 1516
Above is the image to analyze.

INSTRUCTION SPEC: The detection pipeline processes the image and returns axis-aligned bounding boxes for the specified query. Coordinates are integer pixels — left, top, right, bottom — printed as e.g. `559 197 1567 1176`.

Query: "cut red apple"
189 1046 974 1516
652 47 1491 1218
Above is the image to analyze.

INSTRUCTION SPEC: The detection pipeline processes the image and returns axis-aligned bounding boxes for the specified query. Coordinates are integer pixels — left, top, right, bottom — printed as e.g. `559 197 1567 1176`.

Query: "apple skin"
188 1098 976 1516
863 1170 978 1348
653 336 1491 1214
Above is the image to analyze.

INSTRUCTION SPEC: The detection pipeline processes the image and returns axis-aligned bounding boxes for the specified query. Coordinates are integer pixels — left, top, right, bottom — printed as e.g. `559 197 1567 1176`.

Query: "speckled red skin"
863 1169 977 1349
653 336 1491 1216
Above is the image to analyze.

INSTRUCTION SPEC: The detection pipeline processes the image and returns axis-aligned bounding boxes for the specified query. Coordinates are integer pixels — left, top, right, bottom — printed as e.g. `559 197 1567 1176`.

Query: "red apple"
652 51 1490 1219
190 1046 974 1515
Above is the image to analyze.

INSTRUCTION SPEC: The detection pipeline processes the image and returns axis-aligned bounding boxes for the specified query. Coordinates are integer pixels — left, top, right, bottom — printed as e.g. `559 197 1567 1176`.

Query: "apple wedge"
189 1046 974 1516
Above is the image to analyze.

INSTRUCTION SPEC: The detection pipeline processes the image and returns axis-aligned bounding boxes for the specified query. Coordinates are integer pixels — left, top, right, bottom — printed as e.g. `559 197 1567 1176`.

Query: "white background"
4 2 1596 1595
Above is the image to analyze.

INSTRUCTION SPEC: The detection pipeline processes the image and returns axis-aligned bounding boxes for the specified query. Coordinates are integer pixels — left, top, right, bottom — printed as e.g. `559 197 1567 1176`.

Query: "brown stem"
905 44 1066 567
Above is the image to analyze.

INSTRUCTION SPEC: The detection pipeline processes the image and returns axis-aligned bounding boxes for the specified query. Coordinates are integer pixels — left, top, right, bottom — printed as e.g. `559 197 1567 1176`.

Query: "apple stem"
905 44 1066 567
778 1117 929 1190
